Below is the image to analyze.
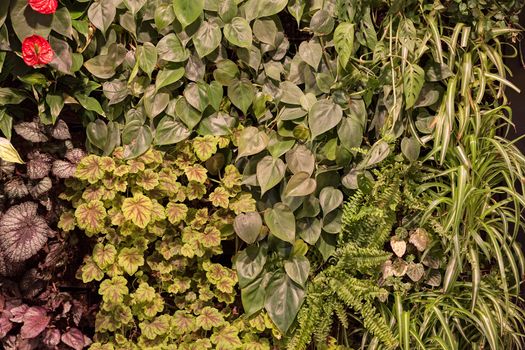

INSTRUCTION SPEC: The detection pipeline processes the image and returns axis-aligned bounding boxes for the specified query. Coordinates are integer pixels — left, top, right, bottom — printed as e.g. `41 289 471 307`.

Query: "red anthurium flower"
22 35 54 67
28 0 58 14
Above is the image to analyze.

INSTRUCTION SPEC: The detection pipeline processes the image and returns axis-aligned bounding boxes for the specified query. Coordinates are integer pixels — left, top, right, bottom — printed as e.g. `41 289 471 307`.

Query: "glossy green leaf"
319 187 343 216
404 63 425 109
284 256 310 286
256 155 285 195
224 17 252 48
173 0 204 28
234 212 262 244
156 67 185 90
264 203 295 243
284 172 316 197
88 0 117 34
238 126 268 158
401 137 420 162
155 116 191 145
193 21 221 57
137 43 158 77
236 244 267 288
334 22 354 68
285 145 315 176
264 272 305 333
228 79 255 115
157 33 190 62
308 100 343 139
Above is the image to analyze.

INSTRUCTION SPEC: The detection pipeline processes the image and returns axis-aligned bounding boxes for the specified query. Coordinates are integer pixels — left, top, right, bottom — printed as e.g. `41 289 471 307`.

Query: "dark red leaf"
61 328 86 350
0 312 13 338
43 328 61 347
9 305 29 323
20 306 50 339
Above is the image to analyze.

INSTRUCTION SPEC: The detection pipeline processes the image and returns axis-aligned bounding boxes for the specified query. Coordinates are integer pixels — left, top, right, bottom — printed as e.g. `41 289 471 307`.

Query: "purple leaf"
20 306 50 339
61 328 87 350
43 328 61 347
0 312 13 338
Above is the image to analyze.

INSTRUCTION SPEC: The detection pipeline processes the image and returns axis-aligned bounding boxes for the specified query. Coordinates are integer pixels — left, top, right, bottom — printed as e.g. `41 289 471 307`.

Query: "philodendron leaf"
155 116 191 145
297 217 322 244
319 187 343 216
228 79 255 115
173 0 204 28
0 137 23 163
264 203 295 243
234 212 263 244
224 17 252 48
122 122 153 159
264 272 305 333
284 172 316 197
401 137 420 162
236 244 267 288
193 21 221 58
238 126 269 158
285 145 315 176
284 255 310 286
308 100 343 139
298 41 322 69
358 140 390 169
256 155 285 195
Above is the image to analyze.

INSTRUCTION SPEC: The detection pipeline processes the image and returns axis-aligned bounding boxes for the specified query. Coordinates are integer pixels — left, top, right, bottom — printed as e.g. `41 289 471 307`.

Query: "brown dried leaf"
392 259 408 277
426 269 442 287
406 263 425 282
409 228 430 252
422 255 440 269
390 236 406 257
381 260 394 279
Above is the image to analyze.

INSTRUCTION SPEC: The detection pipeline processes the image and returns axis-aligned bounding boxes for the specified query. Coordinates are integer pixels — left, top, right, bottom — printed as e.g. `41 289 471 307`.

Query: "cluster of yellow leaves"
61 139 272 348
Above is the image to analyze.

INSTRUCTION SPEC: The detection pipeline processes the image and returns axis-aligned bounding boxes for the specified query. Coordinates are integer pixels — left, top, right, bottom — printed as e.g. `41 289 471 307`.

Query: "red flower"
28 0 58 14
22 35 54 67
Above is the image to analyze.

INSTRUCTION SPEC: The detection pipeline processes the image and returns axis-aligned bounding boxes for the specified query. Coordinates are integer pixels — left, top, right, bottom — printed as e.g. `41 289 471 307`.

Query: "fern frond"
330 278 398 349
336 242 391 273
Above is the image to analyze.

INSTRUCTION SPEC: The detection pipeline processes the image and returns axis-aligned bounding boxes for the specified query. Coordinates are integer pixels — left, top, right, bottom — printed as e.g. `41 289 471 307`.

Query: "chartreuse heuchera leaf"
61 140 277 348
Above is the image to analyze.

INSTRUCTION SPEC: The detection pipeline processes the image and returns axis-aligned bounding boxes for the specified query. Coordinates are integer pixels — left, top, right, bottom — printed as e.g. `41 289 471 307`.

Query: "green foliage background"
0 0 524 349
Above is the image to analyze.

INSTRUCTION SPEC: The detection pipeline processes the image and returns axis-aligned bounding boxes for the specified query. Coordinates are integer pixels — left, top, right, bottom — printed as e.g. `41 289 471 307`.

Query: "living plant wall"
0 0 524 349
